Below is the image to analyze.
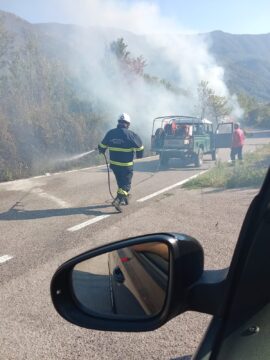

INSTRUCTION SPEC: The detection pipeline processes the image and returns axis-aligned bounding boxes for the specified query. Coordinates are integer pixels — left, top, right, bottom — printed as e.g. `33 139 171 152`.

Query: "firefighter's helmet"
118 113 131 124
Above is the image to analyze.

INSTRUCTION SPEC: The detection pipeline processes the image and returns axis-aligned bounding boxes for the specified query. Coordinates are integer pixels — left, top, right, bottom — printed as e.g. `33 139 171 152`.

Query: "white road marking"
33 175 46 179
137 170 209 203
65 169 81 173
67 215 111 232
0 255 13 264
0 178 45 191
32 188 70 208
67 170 209 232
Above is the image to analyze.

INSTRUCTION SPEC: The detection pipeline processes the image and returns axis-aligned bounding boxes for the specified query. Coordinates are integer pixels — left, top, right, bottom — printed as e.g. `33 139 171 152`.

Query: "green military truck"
151 116 233 167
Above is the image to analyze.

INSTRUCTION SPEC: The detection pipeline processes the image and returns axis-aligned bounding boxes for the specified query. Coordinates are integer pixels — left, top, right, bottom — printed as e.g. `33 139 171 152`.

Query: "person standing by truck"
230 122 245 162
98 113 144 212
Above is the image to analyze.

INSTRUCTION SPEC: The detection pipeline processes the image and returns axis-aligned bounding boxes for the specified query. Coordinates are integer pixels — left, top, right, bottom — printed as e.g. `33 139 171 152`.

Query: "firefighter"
98 113 144 212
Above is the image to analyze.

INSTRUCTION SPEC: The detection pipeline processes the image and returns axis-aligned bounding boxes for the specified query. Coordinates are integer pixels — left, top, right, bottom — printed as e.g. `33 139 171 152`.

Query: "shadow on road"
0 203 116 221
97 159 208 173
135 158 212 171
97 159 161 173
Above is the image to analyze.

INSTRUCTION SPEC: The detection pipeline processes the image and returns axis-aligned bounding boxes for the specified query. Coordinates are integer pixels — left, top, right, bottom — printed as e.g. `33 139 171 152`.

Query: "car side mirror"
51 233 204 332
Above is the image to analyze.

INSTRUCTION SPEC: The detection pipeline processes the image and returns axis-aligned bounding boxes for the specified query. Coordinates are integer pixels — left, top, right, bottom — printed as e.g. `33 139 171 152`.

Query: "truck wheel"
194 149 203 167
211 150 217 161
160 153 169 167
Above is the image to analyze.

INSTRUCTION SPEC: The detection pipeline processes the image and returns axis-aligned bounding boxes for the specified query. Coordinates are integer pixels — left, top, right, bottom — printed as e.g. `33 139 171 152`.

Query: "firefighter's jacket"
98 127 144 167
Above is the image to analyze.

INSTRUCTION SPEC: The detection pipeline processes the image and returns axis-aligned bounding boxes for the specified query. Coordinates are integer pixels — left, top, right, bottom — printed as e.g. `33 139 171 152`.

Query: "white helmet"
118 113 131 124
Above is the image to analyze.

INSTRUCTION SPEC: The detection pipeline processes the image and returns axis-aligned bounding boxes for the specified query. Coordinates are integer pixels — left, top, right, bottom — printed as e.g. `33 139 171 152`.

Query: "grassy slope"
184 144 270 189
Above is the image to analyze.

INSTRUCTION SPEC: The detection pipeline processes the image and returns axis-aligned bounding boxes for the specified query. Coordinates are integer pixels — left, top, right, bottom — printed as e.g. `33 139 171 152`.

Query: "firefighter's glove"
98 145 105 154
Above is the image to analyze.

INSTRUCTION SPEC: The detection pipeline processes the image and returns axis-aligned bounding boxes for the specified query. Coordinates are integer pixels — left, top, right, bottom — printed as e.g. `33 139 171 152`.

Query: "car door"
193 168 270 360
215 122 234 148
108 245 168 316
202 124 211 152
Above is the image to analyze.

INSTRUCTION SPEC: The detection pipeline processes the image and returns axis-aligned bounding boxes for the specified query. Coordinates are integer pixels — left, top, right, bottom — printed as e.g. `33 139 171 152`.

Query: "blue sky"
0 0 269 34
157 0 270 34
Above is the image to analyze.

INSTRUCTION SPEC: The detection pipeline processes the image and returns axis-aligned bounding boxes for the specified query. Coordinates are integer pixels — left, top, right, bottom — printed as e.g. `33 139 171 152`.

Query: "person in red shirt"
231 122 245 162
171 120 177 135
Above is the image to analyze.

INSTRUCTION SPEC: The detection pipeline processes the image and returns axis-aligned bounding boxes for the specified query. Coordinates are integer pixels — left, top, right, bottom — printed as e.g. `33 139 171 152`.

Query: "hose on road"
102 152 115 200
102 153 160 197
101 151 160 200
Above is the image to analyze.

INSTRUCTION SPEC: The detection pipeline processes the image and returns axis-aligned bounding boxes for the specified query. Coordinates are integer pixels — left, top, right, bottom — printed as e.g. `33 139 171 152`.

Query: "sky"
0 0 269 35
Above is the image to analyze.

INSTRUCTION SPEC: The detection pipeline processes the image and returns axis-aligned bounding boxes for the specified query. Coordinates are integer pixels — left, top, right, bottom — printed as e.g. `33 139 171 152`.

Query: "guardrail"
245 130 270 138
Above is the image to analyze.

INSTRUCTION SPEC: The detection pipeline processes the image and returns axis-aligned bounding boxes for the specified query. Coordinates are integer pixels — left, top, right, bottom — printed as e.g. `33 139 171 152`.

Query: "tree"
109 38 188 96
208 94 232 124
129 55 147 76
237 93 258 115
197 80 213 118
236 93 270 128
255 104 270 128
246 103 270 128
197 81 231 124
110 38 130 62
110 38 147 76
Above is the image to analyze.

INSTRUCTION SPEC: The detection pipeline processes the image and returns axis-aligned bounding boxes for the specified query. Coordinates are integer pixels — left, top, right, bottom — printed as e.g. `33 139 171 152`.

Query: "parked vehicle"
151 116 233 167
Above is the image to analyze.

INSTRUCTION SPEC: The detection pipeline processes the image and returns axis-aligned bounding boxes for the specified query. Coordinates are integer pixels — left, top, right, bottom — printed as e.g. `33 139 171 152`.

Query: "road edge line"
137 170 209 203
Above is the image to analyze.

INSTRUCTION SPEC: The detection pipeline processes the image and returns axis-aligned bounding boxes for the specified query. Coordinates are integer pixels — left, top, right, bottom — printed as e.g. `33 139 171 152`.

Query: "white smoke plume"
54 0 184 34
54 0 242 135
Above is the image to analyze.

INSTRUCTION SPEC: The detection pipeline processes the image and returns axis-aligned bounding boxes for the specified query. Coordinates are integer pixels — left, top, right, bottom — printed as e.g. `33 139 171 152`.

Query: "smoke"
55 0 242 135
54 0 186 35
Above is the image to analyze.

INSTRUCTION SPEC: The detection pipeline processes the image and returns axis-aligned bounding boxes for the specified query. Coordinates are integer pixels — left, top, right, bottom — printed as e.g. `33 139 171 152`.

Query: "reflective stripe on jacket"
98 127 144 166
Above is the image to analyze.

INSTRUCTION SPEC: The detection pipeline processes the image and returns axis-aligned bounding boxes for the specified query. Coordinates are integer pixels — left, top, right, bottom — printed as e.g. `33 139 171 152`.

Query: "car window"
217 123 233 134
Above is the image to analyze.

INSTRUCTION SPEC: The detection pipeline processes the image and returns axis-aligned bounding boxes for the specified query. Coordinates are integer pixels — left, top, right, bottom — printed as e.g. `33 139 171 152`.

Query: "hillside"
0 10 269 181
35 22 270 101
208 31 270 100
0 11 109 181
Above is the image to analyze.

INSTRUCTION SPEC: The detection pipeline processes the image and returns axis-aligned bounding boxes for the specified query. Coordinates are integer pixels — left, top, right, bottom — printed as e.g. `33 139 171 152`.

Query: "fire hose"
78 148 159 201
102 152 115 200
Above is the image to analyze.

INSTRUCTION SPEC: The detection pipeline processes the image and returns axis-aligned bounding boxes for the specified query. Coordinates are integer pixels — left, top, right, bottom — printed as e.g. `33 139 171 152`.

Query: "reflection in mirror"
71 242 169 319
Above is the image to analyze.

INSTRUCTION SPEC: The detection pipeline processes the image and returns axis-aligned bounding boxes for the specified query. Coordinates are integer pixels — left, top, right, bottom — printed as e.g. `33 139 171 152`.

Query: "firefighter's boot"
122 193 131 205
112 196 122 212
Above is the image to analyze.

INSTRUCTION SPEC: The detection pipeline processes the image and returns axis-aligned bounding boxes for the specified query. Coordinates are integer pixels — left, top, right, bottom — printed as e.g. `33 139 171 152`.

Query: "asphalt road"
0 137 269 360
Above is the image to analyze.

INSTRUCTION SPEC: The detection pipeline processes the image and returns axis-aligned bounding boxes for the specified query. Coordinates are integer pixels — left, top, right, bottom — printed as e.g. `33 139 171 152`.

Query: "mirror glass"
71 241 169 319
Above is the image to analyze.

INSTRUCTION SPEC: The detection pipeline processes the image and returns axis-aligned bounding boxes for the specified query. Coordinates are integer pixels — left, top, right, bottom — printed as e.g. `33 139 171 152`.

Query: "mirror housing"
51 233 204 332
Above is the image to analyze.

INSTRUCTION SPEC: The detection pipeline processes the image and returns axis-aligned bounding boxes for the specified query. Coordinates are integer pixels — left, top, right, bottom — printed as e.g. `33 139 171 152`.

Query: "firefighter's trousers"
110 164 133 198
